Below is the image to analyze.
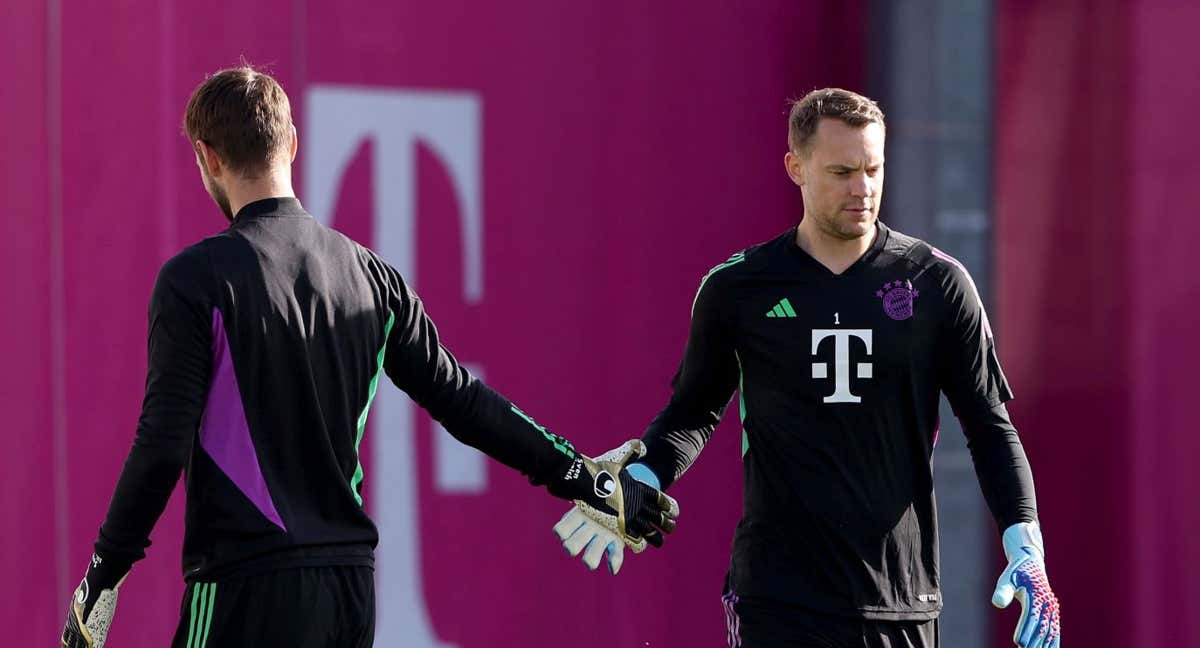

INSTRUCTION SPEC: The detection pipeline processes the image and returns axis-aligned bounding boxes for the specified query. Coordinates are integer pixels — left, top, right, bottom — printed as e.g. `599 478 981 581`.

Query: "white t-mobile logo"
811 329 873 403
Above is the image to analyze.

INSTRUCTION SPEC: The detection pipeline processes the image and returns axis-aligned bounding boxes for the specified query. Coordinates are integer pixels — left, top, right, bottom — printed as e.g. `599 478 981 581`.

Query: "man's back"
114 197 391 580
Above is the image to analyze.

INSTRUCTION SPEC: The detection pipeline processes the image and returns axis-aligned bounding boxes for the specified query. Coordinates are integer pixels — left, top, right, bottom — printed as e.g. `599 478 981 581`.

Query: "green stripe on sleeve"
780 298 797 317
736 351 749 458
691 252 745 315
511 405 576 458
352 310 396 505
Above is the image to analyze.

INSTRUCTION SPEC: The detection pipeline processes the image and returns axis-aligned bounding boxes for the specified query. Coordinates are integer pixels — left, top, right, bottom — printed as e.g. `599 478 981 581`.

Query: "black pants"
171 566 374 648
723 592 938 648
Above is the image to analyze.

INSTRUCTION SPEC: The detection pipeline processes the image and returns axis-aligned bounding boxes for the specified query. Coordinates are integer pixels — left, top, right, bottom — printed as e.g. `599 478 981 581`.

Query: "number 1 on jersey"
834 312 840 326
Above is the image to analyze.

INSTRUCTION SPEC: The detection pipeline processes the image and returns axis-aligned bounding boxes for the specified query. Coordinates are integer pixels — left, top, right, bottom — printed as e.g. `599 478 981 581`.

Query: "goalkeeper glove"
992 521 1061 648
62 551 132 648
549 440 678 574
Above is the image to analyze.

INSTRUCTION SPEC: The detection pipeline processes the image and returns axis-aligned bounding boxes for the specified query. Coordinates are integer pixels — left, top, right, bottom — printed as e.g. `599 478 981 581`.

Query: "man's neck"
228 174 296 219
794 219 877 275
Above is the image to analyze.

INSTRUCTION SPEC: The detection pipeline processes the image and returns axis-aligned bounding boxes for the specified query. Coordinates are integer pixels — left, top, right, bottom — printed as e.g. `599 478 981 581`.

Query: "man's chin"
834 218 875 240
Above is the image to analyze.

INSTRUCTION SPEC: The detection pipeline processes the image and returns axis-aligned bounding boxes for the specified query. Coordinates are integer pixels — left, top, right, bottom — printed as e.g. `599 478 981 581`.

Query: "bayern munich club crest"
876 280 919 320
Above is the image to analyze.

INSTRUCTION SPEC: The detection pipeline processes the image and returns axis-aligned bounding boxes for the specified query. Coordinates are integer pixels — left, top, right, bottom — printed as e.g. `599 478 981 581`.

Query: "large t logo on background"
305 87 484 648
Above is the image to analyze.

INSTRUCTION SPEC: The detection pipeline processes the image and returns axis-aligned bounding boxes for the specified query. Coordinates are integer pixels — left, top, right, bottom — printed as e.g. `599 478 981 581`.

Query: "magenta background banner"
1 2 864 646
995 2 1200 646
11 2 1196 646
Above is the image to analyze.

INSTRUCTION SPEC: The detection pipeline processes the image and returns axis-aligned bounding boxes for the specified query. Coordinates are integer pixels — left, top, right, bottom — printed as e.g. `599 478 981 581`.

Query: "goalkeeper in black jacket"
60 66 677 648
555 89 1060 648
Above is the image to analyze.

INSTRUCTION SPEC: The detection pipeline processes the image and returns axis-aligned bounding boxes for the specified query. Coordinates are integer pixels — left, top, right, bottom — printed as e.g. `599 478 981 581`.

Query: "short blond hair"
788 88 885 154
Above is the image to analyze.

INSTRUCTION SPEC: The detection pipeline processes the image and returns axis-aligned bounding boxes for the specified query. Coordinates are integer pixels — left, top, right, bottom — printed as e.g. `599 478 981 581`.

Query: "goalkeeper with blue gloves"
556 88 1060 647
61 66 677 648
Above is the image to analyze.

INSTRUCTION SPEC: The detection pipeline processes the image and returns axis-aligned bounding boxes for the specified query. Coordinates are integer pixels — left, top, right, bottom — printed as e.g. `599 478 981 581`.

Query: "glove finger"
642 530 664 549
88 588 120 648
992 582 1016 609
605 541 625 575
553 508 588 542
603 439 647 468
1017 589 1042 648
656 491 680 518
581 536 609 571
627 439 648 462
1020 587 1055 648
1027 613 1049 648
627 534 648 554
562 524 598 557
1045 600 1061 648
1029 607 1053 648
626 518 668 544
991 564 1018 608
656 509 677 534
63 602 91 648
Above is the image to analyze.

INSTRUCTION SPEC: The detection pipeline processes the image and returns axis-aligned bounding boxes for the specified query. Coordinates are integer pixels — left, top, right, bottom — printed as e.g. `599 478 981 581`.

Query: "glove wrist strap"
1001 521 1044 561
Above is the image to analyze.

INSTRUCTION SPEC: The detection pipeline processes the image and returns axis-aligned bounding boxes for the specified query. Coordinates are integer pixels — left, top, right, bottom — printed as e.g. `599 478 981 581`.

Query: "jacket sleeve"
639 262 741 489
96 253 213 561
937 261 1037 530
380 266 577 485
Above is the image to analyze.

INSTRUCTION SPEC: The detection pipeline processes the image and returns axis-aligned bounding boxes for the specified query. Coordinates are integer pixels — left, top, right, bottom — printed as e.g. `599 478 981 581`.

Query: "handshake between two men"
548 440 679 575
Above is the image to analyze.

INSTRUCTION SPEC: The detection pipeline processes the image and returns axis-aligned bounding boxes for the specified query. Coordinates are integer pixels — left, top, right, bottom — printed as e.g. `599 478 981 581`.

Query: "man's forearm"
422 373 578 486
96 440 188 560
960 403 1038 530
639 401 726 490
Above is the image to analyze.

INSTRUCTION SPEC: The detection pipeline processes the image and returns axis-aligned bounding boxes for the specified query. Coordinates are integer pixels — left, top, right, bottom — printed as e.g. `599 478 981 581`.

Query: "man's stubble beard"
813 207 877 241
203 166 234 222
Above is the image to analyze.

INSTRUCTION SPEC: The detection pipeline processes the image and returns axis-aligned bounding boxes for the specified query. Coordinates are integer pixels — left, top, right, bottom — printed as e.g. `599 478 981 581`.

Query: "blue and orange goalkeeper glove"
992 521 1061 648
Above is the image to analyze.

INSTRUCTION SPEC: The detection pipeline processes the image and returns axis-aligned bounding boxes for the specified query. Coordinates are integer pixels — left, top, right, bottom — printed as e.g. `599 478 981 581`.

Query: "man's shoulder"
689 231 792 316
697 229 792 285
878 225 932 264
878 225 980 297
880 226 961 275
158 237 220 284
160 227 254 278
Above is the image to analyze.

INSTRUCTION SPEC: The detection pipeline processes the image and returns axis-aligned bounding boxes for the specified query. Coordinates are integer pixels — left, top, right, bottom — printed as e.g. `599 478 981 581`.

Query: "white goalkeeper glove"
62 551 132 648
550 441 677 574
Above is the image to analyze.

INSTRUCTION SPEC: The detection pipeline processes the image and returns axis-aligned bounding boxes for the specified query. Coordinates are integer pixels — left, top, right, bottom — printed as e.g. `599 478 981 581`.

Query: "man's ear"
784 150 806 188
196 140 224 178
